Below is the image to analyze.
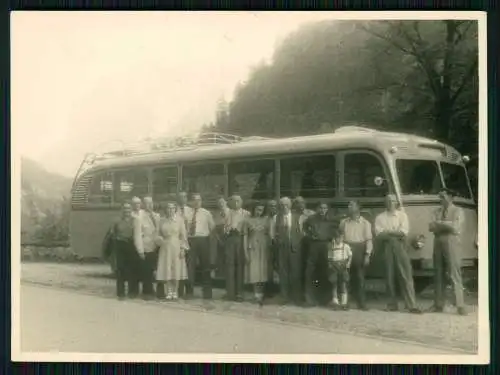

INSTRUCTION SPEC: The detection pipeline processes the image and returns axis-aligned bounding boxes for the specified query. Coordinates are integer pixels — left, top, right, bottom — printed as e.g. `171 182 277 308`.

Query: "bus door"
336 149 393 279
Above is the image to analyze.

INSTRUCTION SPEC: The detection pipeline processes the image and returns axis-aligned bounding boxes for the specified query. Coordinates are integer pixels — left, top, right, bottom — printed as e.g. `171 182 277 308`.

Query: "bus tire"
413 276 432 295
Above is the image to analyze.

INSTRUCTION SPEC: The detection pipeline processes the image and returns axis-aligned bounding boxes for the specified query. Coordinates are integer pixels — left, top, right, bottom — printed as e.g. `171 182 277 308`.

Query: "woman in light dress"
155 202 189 301
243 202 270 305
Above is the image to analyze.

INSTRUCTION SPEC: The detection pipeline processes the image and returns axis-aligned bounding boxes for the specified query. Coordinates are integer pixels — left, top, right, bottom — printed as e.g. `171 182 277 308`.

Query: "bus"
70 126 478 291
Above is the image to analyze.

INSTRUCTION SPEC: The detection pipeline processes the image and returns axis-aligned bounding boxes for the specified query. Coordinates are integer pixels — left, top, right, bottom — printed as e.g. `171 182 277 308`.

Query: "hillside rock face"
21 157 73 242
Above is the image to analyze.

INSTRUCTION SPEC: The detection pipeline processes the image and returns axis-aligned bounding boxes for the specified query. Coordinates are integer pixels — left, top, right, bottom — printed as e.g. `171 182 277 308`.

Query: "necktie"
180 206 188 230
149 212 156 229
190 209 198 236
284 215 290 238
441 207 448 220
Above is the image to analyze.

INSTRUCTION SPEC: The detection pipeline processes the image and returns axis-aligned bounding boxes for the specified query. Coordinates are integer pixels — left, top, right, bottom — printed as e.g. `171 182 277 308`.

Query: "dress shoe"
386 304 398 312
457 307 468 316
303 301 316 308
428 305 444 313
409 307 423 314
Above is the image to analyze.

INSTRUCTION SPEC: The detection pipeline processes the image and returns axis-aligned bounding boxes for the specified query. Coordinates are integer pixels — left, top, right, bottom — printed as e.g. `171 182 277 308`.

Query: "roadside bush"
33 197 70 243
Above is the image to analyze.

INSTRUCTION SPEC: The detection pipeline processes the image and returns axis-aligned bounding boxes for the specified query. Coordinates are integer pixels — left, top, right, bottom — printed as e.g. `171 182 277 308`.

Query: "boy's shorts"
328 260 349 284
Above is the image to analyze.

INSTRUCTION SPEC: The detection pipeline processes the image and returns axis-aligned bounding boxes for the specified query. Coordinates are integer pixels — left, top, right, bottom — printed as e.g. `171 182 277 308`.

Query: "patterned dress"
156 217 189 281
244 216 270 284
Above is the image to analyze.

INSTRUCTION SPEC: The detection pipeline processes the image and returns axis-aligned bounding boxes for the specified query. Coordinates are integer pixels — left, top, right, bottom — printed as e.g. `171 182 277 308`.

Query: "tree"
358 20 478 148
211 20 478 160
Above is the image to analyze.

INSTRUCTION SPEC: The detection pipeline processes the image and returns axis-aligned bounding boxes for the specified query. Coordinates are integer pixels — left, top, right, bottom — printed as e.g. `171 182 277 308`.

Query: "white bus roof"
80 127 460 175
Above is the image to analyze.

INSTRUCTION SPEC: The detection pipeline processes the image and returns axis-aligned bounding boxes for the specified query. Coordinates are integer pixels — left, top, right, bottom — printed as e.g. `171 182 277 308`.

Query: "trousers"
383 235 418 309
277 242 302 303
187 236 213 299
225 233 245 299
305 240 329 304
433 235 465 308
328 260 349 295
115 239 141 297
348 242 368 308
142 251 157 296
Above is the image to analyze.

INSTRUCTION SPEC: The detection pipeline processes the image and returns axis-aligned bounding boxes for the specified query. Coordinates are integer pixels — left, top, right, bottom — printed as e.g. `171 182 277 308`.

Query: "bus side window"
182 163 225 206
228 160 274 204
152 167 178 202
280 154 337 199
344 153 387 198
88 171 113 204
114 169 149 203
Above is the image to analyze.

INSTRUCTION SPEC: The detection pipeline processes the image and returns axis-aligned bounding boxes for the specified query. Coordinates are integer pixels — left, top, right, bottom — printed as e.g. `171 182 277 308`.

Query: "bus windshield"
396 159 442 195
396 159 473 199
440 162 473 199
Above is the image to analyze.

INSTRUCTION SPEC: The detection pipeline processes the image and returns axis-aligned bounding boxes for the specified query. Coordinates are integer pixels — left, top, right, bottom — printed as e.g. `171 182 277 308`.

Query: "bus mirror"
463 155 470 163
374 176 384 186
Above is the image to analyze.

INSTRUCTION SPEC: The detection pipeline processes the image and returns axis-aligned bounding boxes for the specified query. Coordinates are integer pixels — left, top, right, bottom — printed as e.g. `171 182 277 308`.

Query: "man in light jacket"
135 196 160 300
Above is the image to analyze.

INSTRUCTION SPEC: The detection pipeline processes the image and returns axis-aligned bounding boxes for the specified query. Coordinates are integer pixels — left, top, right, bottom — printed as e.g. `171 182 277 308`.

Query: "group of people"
103 187 468 316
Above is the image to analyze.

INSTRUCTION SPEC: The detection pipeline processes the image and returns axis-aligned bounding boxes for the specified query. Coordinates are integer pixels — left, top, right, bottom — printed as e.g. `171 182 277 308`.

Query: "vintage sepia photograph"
11 11 488 363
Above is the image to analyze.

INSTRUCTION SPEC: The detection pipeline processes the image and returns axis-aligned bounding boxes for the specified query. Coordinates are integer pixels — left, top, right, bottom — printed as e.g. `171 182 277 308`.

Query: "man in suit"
213 197 230 280
176 190 193 298
135 196 160 300
270 197 304 305
224 195 250 301
177 191 193 227
265 199 278 296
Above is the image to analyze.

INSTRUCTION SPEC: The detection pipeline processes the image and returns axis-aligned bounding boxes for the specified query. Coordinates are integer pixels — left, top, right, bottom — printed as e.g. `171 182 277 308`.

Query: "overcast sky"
12 11 342 177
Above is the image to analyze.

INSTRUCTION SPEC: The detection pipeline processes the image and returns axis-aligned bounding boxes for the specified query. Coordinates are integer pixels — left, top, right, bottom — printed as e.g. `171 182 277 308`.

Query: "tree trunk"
433 21 458 143
434 99 453 142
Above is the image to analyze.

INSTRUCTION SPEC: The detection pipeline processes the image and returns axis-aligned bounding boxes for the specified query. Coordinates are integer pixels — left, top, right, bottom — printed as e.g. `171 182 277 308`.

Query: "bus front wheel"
413 276 433 295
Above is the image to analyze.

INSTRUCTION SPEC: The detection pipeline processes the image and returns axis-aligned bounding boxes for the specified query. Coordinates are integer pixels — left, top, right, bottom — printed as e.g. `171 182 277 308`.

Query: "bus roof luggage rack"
71 132 272 192
334 125 378 133
93 132 272 160
150 132 244 151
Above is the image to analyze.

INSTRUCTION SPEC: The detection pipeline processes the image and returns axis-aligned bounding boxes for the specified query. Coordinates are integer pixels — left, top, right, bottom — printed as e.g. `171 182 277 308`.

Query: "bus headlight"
411 235 426 250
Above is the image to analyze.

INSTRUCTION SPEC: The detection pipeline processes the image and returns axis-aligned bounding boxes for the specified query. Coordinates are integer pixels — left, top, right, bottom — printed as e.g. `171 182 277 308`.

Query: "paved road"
19 285 460 355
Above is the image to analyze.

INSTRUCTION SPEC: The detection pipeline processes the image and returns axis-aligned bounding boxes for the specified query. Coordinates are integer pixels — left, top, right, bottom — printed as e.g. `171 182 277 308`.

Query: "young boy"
328 228 352 310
